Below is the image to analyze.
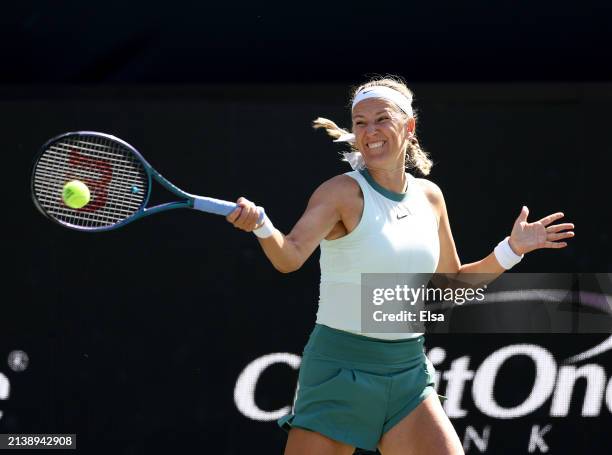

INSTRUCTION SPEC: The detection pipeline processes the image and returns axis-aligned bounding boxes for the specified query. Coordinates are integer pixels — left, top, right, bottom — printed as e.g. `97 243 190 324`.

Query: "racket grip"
192 196 265 224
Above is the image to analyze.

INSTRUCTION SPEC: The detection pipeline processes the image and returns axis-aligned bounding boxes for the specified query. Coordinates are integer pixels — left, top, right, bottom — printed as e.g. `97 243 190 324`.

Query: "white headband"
352 86 413 117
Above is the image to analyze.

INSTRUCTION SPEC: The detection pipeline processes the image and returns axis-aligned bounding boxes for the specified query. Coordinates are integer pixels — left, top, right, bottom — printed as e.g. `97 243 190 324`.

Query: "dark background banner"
0 84 610 453
4 2 612 84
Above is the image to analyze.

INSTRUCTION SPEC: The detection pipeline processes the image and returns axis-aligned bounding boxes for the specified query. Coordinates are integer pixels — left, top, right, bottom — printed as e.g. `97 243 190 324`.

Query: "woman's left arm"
417 179 575 276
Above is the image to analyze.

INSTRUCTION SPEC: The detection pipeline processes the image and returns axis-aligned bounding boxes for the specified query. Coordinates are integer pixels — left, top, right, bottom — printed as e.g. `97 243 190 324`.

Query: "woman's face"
351 98 415 170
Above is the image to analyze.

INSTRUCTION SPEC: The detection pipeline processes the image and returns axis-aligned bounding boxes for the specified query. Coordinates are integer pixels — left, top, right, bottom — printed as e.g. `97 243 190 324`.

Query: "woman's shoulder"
306 173 362 212
315 173 362 197
413 176 444 207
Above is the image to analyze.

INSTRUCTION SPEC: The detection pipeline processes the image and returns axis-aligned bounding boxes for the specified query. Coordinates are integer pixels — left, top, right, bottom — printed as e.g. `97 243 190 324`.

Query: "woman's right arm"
226 176 351 273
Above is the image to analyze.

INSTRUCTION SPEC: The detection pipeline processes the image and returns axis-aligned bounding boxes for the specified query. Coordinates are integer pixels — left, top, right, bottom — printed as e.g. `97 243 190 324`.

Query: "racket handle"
192 196 265 223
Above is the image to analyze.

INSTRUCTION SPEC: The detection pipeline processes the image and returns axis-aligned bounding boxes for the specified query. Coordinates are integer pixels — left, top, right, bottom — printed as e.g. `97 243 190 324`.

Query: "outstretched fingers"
544 220 575 248
544 222 575 248
547 231 574 241
546 222 574 233
544 240 568 249
538 212 565 227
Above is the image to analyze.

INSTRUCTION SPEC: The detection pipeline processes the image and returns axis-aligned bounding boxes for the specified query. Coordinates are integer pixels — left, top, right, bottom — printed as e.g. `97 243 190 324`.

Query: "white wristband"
494 236 524 270
253 213 276 239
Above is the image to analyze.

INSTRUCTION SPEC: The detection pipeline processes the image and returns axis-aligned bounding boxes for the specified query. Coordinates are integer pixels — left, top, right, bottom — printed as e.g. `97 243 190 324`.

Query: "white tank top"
316 169 440 340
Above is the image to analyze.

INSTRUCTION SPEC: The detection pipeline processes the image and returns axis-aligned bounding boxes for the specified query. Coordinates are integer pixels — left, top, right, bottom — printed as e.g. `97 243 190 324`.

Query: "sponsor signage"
235 336 612 453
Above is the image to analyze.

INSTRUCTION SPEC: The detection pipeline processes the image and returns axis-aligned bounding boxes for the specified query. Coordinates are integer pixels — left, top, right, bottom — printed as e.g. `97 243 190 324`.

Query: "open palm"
508 206 575 256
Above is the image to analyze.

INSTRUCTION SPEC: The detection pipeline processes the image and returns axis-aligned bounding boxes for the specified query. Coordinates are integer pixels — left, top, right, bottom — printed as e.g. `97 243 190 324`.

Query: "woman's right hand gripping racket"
31 131 264 232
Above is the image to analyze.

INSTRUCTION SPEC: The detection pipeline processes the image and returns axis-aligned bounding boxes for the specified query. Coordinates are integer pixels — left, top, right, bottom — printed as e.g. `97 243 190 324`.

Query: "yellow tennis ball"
62 180 91 209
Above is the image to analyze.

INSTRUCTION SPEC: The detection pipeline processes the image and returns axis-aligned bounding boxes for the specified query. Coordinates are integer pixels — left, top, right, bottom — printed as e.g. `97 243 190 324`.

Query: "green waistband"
304 324 425 365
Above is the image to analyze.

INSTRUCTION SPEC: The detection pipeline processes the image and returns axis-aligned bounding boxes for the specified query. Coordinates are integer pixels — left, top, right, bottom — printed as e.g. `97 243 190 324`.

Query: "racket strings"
33 135 149 229
36 151 143 201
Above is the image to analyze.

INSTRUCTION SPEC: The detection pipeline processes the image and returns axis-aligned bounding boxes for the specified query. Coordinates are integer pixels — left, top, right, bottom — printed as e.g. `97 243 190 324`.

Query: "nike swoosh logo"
397 214 408 220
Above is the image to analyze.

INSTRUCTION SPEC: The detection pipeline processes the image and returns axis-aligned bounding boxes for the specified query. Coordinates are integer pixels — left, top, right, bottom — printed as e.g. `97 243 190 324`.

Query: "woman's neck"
365 166 407 193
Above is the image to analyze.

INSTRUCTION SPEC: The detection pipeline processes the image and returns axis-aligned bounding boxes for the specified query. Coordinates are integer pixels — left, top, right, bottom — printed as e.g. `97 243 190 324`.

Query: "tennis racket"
31 131 263 232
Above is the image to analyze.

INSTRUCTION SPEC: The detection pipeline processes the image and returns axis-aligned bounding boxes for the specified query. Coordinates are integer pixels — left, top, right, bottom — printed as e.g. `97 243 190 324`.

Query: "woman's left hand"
508 206 575 255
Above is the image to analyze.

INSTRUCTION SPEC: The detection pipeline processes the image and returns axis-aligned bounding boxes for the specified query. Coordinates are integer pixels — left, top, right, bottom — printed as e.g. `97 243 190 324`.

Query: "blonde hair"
313 76 433 176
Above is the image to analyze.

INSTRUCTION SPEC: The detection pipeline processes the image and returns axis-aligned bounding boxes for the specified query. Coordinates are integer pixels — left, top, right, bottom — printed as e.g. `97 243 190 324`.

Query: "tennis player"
226 77 574 455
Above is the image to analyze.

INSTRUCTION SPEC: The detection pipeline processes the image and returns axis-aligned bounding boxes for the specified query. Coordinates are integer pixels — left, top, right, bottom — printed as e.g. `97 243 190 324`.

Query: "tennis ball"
62 180 91 209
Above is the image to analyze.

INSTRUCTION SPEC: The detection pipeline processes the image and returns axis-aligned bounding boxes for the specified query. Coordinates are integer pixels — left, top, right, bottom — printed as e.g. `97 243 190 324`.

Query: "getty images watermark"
361 273 612 333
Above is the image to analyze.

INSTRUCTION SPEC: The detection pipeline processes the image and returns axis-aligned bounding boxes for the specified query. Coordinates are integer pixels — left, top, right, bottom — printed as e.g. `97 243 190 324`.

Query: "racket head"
31 131 152 232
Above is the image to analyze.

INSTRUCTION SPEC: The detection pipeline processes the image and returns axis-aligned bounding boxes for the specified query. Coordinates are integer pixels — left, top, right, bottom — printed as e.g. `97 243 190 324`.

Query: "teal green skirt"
278 324 436 451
